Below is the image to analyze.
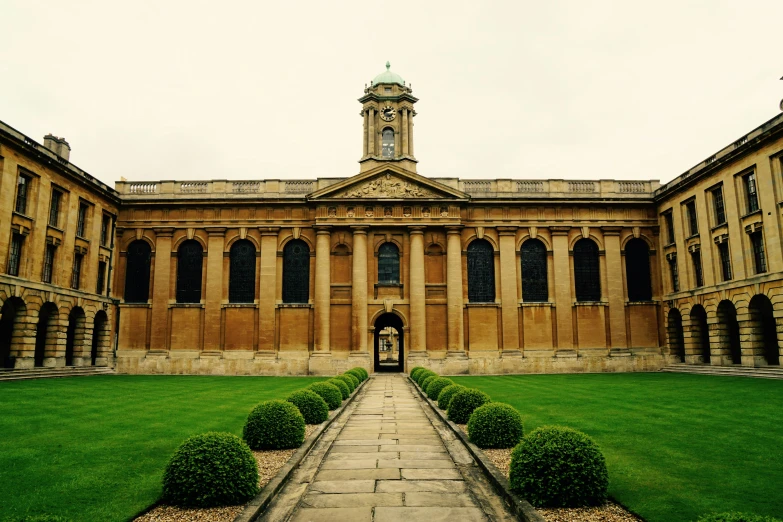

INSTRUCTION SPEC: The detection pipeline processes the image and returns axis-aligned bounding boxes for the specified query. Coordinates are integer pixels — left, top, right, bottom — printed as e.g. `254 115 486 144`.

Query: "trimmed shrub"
328 378 350 400
448 388 491 424
343 372 360 388
467 402 524 448
509 426 608 507
243 400 305 450
335 374 356 392
163 432 259 507
286 389 329 424
351 367 369 380
415 369 435 386
308 382 343 410
426 377 454 401
421 374 438 393
410 366 426 380
438 384 466 410
698 514 783 522
346 369 365 383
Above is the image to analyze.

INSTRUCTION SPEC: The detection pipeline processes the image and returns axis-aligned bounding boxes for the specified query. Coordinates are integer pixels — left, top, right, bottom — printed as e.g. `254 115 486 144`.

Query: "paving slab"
309 480 376 493
375 479 468 493
289 507 372 522
374 506 488 522
301 492 403 508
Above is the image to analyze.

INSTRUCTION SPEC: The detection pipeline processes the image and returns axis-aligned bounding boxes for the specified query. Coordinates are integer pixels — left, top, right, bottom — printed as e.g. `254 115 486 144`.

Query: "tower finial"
386 61 391 71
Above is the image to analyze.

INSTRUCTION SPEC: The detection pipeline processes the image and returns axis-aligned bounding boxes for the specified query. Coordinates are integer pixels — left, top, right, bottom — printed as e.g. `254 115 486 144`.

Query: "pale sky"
1 0 781 187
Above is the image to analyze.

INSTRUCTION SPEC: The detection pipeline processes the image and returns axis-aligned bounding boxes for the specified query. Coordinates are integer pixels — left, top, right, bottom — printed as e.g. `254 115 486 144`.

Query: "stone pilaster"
446 227 465 354
408 227 426 353
314 228 331 353
258 227 280 352
362 110 369 157
402 109 409 155
603 228 628 350
551 227 574 350
498 227 520 352
368 109 375 156
150 228 174 351
203 228 226 351
351 227 369 354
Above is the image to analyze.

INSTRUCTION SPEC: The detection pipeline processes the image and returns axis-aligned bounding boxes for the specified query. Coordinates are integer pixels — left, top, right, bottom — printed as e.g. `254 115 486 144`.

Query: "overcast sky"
1 1 781 187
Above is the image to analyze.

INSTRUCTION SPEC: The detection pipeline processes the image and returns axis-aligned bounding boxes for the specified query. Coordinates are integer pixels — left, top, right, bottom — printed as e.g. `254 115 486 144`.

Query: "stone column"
402 109 409 155
150 228 174 351
408 227 427 353
314 227 331 353
258 227 280 353
368 109 375 156
498 227 520 352
603 228 628 350
362 110 369 157
351 227 369 354
446 227 465 354
408 112 414 157
551 227 574 350
11 309 38 369
203 227 226 351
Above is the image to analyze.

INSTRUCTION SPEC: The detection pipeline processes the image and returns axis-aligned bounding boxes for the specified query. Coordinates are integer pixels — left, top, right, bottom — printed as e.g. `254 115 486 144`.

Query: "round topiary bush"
286 389 329 424
509 426 608 507
163 432 259 507
328 378 350 400
438 384 466 410
308 382 343 410
346 369 365 383
448 388 491 424
421 374 438 393
467 402 524 448
410 366 426 380
415 369 435 386
698 514 783 522
351 367 368 380
243 400 306 450
335 374 356 393
426 377 454 401
343 372 360 389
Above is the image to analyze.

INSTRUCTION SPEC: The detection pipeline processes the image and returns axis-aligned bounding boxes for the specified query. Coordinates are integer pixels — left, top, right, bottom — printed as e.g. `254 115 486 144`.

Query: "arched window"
283 239 310 303
574 238 600 302
625 238 652 301
467 239 495 303
124 240 151 303
229 239 256 303
381 128 395 158
521 239 548 302
176 240 203 303
378 243 400 284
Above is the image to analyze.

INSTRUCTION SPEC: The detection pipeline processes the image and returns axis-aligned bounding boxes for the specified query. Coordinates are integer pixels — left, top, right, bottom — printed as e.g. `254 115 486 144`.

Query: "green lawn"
451 373 783 522
0 375 326 521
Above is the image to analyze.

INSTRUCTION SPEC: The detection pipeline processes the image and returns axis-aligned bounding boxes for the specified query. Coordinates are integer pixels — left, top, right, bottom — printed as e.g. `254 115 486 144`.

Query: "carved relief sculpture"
336 173 436 198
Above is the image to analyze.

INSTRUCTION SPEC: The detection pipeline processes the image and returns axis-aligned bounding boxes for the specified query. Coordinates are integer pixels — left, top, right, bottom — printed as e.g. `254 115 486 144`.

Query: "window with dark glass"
381 128 395 158
42 244 56 283
15 174 31 214
711 187 726 225
467 239 495 302
96 261 107 294
685 201 698 236
49 190 62 227
751 232 767 274
574 239 601 301
663 212 675 245
718 242 732 281
668 255 679 292
692 250 703 287
229 239 256 303
744 172 759 213
176 240 203 303
8 234 23 276
378 243 400 284
101 215 111 247
282 239 310 303
124 240 152 303
76 203 88 237
625 239 652 301
71 253 83 289
521 239 548 302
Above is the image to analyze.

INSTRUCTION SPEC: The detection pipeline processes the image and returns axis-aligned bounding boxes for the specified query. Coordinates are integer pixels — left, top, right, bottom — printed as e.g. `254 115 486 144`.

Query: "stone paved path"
260 374 515 522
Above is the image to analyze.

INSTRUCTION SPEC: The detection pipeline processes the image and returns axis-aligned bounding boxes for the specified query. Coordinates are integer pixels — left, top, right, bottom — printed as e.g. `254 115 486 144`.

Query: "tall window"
381 128 395 158
71 253 83 289
668 255 679 292
8 234 24 276
76 203 88 237
378 243 400 284
692 250 704 287
685 200 698 236
282 239 310 303
229 240 256 303
663 212 675 245
717 241 732 281
625 239 652 301
96 260 107 294
176 240 203 303
521 239 548 302
42 244 56 284
101 215 111 247
750 231 767 274
467 239 495 302
49 190 62 227
744 172 759 213
574 238 600 301
15 174 31 214
124 240 152 303
711 186 726 225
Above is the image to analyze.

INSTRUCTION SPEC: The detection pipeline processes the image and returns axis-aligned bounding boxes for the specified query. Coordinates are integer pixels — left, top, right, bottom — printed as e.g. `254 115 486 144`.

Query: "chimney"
43 134 71 162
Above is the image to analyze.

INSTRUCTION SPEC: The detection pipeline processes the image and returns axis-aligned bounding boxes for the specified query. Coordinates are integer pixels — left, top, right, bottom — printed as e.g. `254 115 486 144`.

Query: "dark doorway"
749 295 779 366
690 305 711 364
0 298 24 369
374 313 404 373
667 309 685 363
717 300 742 365
35 303 58 367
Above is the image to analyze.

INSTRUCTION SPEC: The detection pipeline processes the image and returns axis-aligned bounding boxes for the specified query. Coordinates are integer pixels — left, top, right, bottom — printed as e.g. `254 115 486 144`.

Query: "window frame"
15 173 32 215
381 127 395 158
521 239 548 302
625 238 652 302
42 244 56 284
662 210 675 245
282 239 310 304
76 202 89 238
100 214 111 247
175 240 204 304
668 255 679 292
228 239 257 303
71 252 83 289
124 240 152 303
49 189 63 228
8 233 24 276
378 242 401 285
717 241 732 282
710 185 726 226
750 231 767 274
96 260 107 294
743 171 759 214
684 199 699 237
691 250 703 287
573 238 601 302
467 239 496 303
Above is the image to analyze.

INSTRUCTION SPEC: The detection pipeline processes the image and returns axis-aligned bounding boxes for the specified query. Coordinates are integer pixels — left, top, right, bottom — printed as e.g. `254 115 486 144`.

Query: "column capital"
445 225 464 235
408 226 426 235
351 226 369 235
497 226 518 237
315 226 333 235
153 227 175 238
258 226 280 236
550 226 570 236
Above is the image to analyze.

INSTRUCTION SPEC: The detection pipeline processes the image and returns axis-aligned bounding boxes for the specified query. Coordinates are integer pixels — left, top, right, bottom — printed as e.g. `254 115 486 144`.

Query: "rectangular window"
664 212 675 245
685 200 698 236
751 232 767 274
744 172 759 213
711 187 726 225
100 215 111 247
96 260 106 294
76 203 88 237
15 174 31 214
42 244 56 283
49 189 62 227
8 234 24 276
718 242 732 281
692 250 703 287
668 255 679 292
72 253 83 289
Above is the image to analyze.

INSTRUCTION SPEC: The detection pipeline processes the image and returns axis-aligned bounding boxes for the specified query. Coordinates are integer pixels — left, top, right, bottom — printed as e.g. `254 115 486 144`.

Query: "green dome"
372 61 405 87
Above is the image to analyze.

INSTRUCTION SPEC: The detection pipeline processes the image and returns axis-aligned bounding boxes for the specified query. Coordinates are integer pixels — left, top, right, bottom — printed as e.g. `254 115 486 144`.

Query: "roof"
372 61 405 87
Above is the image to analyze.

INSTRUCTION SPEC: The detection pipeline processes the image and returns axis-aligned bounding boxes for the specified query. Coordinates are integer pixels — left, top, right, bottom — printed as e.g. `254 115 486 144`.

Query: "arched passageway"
690 305 711 364
717 300 742 365
374 313 404 373
667 309 685 362
91 311 109 366
66 307 86 367
748 295 779 366
35 303 58 367
0 298 25 369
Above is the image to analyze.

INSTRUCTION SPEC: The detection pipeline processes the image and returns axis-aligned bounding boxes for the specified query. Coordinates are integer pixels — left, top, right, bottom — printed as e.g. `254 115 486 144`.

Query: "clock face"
380 105 396 121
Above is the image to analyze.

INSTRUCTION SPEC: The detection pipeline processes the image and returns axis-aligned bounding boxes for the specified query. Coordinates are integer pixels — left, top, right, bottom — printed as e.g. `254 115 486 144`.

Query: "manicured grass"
451 373 783 522
0 375 326 521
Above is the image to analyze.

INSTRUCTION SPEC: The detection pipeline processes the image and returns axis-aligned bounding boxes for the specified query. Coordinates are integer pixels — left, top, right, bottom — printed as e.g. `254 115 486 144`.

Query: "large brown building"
1 65 782 375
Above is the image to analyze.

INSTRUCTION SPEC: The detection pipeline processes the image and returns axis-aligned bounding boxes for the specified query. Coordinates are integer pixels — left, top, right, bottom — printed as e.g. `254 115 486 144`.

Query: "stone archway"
690 305 711 364
65 307 87 367
91 310 109 366
667 309 685 363
374 313 404 373
716 300 742 365
0 298 25 369
748 295 779 366
35 303 59 368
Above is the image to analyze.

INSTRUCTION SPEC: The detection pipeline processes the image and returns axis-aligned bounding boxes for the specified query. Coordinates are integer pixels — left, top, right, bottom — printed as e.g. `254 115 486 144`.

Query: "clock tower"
359 62 418 173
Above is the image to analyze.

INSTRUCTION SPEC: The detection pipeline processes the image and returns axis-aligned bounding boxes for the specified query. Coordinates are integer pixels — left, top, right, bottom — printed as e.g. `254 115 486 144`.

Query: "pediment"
307 166 468 201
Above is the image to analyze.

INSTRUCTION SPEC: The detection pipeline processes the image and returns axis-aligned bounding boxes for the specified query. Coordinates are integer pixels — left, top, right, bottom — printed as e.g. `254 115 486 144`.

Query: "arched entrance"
667 309 685 362
717 300 742 365
748 295 779 366
0 298 24 369
35 303 58 367
91 311 109 366
66 307 86 367
374 313 404 373
690 305 711 364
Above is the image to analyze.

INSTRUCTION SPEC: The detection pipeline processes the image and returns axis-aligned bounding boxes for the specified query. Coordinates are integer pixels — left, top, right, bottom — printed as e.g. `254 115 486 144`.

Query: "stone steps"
0 366 116 382
660 364 783 380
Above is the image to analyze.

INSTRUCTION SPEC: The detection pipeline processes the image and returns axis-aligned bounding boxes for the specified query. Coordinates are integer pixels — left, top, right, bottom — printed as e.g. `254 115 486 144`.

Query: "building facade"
1 65 782 375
